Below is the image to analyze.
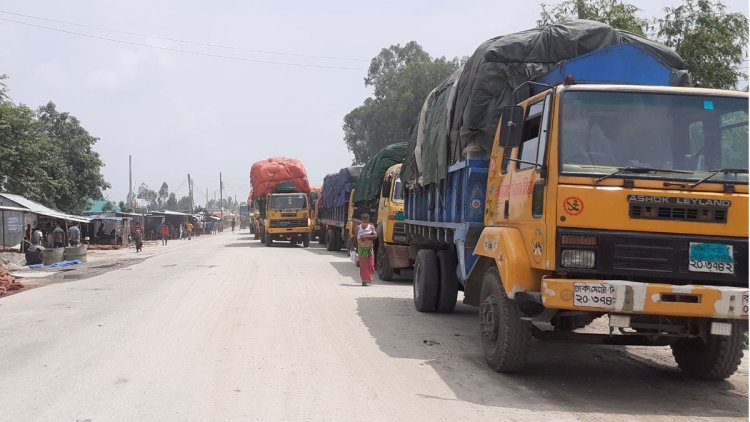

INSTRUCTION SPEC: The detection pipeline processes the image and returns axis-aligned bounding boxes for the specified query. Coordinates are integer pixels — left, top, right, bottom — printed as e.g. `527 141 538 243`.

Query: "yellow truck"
403 34 747 379
250 158 313 248
374 164 411 280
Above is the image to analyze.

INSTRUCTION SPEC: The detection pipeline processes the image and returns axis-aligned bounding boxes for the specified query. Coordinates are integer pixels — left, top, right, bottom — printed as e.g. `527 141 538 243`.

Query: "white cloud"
85 48 177 91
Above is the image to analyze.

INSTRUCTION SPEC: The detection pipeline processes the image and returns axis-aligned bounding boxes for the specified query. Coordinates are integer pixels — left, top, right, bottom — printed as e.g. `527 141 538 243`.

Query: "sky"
1 0 748 206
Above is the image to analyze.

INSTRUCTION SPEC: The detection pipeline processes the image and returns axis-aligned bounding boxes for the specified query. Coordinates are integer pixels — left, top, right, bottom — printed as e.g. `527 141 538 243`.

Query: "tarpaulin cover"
401 20 690 187
250 157 311 198
354 142 407 202
321 166 362 209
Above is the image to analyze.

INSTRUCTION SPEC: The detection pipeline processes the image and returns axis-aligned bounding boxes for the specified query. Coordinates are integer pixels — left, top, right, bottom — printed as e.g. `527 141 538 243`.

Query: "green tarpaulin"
354 142 407 202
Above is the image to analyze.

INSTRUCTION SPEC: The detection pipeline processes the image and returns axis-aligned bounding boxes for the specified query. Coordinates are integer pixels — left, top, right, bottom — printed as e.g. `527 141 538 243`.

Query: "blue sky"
1 0 747 204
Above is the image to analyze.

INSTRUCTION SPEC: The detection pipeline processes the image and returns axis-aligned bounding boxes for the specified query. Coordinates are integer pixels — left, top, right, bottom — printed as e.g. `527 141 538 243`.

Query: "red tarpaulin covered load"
250 157 311 198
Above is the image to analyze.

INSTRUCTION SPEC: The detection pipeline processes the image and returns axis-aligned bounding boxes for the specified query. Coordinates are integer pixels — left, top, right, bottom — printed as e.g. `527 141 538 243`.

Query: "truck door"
507 93 552 271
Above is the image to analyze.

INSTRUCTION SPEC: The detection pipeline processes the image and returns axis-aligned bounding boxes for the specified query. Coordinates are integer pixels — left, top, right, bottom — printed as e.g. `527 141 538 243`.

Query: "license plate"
689 243 734 274
574 283 615 309
743 295 748 316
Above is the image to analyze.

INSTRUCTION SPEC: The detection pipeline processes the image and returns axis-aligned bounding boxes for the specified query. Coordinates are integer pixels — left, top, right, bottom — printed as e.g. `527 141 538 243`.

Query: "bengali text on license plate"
573 283 615 309
689 243 734 274
743 295 749 316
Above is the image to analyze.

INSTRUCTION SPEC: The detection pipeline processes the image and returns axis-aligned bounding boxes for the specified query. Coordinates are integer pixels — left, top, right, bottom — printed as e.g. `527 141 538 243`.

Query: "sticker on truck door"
688 243 734 274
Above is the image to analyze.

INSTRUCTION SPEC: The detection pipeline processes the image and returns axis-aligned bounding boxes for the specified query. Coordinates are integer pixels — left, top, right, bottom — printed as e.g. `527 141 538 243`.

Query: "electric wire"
0 10 369 62
0 17 366 70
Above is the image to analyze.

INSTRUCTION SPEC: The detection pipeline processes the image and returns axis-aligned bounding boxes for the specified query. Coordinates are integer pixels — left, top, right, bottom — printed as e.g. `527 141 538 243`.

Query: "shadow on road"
224 242 265 248
356 296 748 418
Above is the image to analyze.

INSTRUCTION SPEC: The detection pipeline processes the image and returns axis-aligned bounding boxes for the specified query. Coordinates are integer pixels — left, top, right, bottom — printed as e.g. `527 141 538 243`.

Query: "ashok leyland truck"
402 21 747 379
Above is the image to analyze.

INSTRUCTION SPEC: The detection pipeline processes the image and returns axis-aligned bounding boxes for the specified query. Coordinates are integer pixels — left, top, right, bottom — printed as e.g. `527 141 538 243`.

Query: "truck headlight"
561 249 595 269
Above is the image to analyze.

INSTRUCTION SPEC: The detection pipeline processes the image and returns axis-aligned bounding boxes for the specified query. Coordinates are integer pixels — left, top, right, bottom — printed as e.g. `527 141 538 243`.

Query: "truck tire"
671 321 745 380
413 249 438 312
436 250 458 313
326 228 337 251
376 237 394 281
318 226 326 245
265 232 272 247
479 267 530 373
303 233 310 248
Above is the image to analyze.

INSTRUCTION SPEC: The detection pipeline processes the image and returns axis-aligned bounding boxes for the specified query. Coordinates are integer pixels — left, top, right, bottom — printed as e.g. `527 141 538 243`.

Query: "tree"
36 102 110 214
0 102 54 203
158 182 169 209
137 183 157 207
343 42 460 164
176 195 192 212
538 0 648 35
166 193 178 211
658 0 748 89
118 200 134 213
102 200 114 212
0 74 8 103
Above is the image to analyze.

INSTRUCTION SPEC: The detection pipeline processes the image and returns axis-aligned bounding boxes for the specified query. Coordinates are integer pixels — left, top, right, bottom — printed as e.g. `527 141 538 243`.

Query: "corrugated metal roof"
0 193 91 223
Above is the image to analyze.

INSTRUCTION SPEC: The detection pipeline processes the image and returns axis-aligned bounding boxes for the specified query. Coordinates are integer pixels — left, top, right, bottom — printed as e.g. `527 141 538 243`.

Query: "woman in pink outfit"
356 213 377 286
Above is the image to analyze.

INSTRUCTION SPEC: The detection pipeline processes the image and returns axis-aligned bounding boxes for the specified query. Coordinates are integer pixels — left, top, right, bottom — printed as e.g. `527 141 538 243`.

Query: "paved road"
0 232 746 421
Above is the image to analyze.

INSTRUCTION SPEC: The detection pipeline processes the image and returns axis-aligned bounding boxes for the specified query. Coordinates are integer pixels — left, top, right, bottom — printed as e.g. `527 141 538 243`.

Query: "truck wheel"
326 228 337 251
413 249 438 312
436 250 458 313
376 241 394 281
318 227 326 245
303 233 310 248
265 233 273 247
671 322 745 380
479 267 530 373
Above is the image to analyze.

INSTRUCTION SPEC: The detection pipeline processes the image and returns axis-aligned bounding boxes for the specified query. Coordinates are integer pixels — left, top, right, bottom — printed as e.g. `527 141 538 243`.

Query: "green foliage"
166 192 178 211
0 74 8 103
158 182 169 208
176 195 192 212
658 0 748 89
344 42 460 164
117 200 134 213
137 183 157 207
538 0 648 35
102 200 114 212
0 96 109 214
36 102 110 214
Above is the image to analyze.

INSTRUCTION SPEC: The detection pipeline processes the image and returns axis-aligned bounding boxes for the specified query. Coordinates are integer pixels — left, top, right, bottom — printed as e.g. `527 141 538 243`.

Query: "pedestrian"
356 213 377 286
160 220 169 246
68 222 80 246
231 217 236 232
31 227 43 246
186 221 193 240
53 222 66 248
133 223 144 252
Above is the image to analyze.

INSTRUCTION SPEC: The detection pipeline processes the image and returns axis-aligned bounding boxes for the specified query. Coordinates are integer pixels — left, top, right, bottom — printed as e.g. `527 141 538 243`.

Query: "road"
0 231 746 421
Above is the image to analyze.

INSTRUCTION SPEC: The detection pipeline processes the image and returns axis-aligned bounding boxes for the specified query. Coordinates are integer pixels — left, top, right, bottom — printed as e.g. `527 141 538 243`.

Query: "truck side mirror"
499 105 524 148
381 180 391 198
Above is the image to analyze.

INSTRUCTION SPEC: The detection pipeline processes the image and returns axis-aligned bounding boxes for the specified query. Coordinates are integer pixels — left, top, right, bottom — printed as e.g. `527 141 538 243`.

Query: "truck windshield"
560 91 748 183
269 194 307 210
392 180 404 202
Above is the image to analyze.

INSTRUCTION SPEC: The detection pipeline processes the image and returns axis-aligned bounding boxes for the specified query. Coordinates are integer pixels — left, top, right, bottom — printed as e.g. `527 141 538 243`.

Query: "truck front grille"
393 223 406 237
270 219 307 228
630 203 727 223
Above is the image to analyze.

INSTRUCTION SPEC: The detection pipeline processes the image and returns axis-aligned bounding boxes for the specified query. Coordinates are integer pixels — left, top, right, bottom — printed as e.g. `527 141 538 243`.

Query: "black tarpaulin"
401 20 690 187
354 142 408 202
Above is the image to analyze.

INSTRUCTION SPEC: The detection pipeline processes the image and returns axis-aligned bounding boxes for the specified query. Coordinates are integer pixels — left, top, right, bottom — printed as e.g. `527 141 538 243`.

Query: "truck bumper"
541 278 748 320
267 227 310 235
384 244 411 269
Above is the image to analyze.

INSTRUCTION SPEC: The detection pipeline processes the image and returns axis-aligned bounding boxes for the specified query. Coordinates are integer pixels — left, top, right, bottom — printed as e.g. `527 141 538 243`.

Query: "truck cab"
263 190 312 247
375 164 411 280
470 82 748 378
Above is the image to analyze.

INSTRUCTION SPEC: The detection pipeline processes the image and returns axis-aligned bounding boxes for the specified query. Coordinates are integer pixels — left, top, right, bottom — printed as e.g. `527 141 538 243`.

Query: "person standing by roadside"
186 221 194 240
68 222 80 246
356 213 377 286
31 227 43 246
231 217 236 232
133 223 144 252
160 220 169 246
53 222 65 248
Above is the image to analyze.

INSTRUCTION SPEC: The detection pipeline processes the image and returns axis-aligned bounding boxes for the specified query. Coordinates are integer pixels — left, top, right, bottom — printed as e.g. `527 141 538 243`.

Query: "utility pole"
219 172 224 217
128 155 133 208
187 174 193 213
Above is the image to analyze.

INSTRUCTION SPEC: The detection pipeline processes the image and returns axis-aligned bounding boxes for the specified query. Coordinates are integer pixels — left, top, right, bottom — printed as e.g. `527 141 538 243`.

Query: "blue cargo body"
404 160 488 284
404 43 683 286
